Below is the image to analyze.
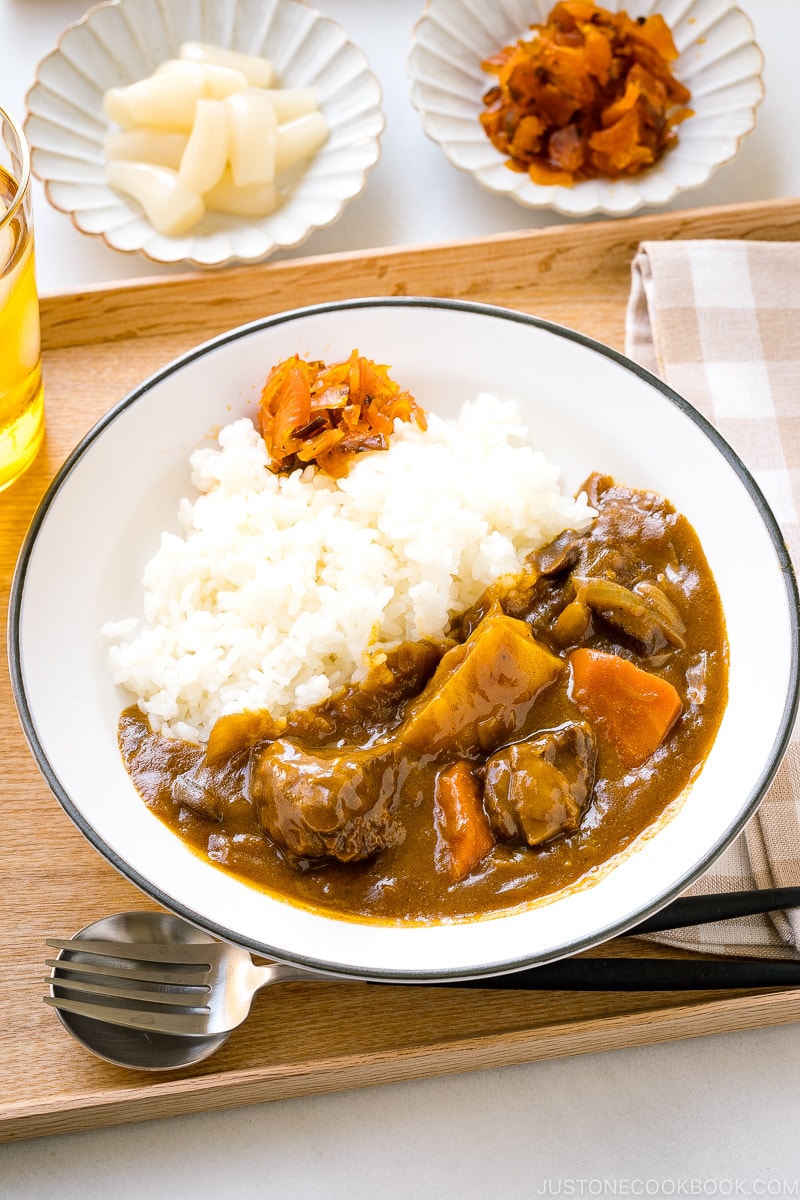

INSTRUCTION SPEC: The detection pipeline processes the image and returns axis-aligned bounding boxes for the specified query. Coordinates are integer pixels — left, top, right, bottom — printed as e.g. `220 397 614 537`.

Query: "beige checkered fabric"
626 240 800 959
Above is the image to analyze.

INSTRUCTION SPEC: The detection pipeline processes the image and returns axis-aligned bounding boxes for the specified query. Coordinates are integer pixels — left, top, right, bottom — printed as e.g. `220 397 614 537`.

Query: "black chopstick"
627 887 800 935
440 956 800 992
431 888 800 991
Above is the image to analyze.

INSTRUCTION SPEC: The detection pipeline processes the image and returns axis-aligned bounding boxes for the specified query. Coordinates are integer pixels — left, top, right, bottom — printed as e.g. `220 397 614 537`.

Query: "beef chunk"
570 476 681 597
519 476 689 656
530 528 584 577
281 639 447 747
250 739 411 863
172 765 223 822
482 721 596 847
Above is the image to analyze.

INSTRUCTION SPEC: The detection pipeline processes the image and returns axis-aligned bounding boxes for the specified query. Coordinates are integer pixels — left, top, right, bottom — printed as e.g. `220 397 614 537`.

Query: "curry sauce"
119 473 728 924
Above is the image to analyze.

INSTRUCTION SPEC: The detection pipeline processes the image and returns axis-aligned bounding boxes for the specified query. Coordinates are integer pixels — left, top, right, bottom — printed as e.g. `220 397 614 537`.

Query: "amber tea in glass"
0 106 44 493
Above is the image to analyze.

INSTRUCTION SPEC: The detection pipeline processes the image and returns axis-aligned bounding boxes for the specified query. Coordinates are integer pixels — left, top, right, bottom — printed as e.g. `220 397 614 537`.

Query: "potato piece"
104 128 188 169
105 160 204 236
275 112 329 173
400 605 563 756
226 89 277 187
178 98 229 194
204 170 278 217
179 41 274 88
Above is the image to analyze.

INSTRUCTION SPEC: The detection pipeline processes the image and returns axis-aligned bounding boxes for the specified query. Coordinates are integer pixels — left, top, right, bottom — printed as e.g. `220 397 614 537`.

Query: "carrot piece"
569 647 681 768
433 761 496 883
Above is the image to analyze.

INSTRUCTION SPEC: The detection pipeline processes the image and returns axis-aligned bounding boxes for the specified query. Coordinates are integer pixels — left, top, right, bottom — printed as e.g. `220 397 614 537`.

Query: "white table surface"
3 1 800 1195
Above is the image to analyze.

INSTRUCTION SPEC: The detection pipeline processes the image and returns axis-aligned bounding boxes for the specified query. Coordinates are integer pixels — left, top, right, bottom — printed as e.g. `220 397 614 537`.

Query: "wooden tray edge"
4 987 800 1142
39 195 800 351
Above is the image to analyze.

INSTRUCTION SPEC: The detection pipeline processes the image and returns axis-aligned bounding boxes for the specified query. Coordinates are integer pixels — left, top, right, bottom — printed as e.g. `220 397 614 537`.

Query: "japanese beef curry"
119 474 728 924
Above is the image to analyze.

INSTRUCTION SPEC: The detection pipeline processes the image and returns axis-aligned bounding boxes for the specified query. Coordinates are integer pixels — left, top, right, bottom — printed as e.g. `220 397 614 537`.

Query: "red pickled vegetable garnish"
257 350 427 478
479 1 693 185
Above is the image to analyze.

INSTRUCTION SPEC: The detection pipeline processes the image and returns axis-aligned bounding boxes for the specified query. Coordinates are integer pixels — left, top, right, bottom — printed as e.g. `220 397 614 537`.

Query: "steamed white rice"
103 393 595 742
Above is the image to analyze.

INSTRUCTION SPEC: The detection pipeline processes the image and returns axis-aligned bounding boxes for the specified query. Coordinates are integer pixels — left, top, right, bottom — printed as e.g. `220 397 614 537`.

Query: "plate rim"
9 294 800 980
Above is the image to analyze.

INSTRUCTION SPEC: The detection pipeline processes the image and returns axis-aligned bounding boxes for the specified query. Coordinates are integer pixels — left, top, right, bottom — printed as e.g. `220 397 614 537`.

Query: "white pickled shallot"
102 43 328 235
104 161 204 236
178 42 275 88
178 98 229 194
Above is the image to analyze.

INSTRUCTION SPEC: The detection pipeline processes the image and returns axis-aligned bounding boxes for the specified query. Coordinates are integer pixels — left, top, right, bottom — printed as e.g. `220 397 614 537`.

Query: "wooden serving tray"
3 195 800 1144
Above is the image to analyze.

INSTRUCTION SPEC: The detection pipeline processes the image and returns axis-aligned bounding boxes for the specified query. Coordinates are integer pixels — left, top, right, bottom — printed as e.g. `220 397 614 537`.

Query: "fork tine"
47 975 210 1008
46 937 217 966
43 995 212 1036
45 956 207 986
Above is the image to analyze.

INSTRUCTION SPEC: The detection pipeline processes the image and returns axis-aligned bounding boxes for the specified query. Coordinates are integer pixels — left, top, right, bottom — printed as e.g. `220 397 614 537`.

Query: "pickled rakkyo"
0 162 43 492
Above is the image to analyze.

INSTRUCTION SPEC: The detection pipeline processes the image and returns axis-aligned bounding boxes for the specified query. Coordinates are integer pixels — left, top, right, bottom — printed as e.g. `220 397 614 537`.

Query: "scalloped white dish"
408 0 764 217
9 298 799 981
25 0 385 267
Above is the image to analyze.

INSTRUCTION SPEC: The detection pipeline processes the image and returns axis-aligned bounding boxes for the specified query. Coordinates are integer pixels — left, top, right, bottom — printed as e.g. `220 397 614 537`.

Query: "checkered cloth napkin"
625 239 800 959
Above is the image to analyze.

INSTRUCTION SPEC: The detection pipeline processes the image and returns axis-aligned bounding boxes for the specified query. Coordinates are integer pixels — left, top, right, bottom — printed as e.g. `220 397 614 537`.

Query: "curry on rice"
118 469 728 925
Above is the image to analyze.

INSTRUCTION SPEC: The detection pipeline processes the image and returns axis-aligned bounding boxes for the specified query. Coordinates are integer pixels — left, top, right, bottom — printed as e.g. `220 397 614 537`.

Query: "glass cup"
0 105 44 493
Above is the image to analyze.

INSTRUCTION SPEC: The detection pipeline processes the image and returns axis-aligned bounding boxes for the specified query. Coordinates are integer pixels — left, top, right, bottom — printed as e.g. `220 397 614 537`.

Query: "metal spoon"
47 911 237 1070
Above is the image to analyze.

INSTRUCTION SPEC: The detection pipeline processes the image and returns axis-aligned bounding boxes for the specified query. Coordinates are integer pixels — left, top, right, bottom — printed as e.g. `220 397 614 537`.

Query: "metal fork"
46 934 326 1036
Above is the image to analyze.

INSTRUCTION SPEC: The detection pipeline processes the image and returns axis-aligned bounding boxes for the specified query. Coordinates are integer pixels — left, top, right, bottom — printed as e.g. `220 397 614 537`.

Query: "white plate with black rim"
9 297 798 981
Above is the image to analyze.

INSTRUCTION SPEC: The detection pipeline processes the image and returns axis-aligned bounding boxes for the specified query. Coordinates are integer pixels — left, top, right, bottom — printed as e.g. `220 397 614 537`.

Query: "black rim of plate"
9 296 800 982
